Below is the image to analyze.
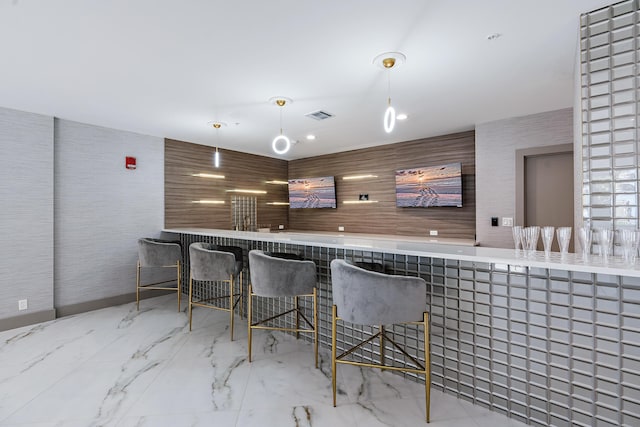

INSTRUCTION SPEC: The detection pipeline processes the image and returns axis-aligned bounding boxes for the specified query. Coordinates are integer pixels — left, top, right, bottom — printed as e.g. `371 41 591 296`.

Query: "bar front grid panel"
179 233 640 427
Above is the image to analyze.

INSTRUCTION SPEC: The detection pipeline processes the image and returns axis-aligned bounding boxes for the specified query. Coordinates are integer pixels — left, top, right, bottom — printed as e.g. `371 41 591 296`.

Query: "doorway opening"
516 144 574 252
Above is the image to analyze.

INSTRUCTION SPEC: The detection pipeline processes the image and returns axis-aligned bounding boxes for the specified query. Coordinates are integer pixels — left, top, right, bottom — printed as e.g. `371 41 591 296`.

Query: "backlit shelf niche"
343 173 379 204
343 200 379 204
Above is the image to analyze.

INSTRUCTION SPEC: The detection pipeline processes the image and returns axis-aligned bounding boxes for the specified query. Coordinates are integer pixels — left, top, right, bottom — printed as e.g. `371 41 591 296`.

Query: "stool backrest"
138 238 181 267
211 245 244 275
249 250 316 297
330 259 427 325
189 242 237 281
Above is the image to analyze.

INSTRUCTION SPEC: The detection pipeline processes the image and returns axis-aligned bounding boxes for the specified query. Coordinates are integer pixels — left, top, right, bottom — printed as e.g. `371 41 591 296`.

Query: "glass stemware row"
512 226 572 257
514 225 640 265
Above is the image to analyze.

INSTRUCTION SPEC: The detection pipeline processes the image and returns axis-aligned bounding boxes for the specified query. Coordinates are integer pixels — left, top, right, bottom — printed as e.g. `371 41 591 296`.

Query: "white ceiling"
0 0 614 160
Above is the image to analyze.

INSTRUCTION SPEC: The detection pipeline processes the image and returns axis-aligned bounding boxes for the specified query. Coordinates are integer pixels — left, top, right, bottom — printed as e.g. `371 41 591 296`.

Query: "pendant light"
270 97 292 155
209 122 226 168
213 123 221 168
373 52 406 133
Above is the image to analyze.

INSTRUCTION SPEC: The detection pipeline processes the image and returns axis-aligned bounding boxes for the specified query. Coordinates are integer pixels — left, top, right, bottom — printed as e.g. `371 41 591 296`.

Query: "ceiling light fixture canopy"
269 97 292 155
373 51 406 134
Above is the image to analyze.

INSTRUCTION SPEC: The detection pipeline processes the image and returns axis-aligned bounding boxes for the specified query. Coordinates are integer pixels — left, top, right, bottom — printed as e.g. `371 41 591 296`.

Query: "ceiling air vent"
305 110 334 121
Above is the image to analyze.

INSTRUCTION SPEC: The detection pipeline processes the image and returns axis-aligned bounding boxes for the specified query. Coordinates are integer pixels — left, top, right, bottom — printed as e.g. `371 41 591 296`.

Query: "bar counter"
165 227 640 427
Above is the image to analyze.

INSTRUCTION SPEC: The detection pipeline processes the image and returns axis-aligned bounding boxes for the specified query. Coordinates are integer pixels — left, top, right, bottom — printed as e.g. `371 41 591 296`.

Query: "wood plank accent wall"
165 139 289 229
288 130 476 239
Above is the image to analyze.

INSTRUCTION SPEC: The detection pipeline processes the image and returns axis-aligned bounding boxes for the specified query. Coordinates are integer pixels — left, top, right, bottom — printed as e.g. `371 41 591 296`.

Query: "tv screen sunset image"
395 163 462 207
288 176 337 209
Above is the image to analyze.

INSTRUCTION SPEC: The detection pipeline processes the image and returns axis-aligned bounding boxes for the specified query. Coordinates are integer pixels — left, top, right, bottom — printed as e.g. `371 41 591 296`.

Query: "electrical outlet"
502 217 513 227
278 224 284 230
18 299 27 311
430 230 438 236
338 226 345 232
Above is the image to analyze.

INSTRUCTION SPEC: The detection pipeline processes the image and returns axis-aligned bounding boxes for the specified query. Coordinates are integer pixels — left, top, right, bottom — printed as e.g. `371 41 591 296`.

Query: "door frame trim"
515 143 574 227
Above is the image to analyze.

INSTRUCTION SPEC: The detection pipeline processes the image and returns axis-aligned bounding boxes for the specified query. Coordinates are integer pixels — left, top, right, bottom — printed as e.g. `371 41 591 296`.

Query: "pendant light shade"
373 52 405 134
272 134 291 155
384 104 396 133
209 122 226 168
270 97 292 155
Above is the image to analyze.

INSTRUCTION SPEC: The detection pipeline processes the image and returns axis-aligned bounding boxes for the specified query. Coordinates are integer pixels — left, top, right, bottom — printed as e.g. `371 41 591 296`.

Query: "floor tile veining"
0 295 527 427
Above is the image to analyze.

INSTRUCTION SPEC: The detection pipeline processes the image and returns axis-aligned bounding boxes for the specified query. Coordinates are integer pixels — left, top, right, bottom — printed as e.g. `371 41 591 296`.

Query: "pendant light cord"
387 70 392 106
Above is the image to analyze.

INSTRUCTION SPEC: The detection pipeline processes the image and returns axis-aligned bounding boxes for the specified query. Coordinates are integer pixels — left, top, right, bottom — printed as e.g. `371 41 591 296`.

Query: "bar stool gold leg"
136 261 141 311
188 275 194 331
424 311 430 423
313 288 318 369
380 325 385 369
295 296 300 339
176 261 181 312
239 271 244 318
230 276 234 341
248 284 253 363
332 304 338 407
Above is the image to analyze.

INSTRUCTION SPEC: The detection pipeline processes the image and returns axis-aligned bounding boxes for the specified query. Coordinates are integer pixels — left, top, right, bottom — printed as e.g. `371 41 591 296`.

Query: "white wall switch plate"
18 299 27 311
278 224 284 230
338 226 345 232
502 217 514 227
430 230 438 236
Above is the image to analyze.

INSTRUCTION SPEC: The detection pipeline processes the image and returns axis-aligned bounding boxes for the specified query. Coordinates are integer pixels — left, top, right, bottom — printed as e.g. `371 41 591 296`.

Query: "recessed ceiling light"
487 33 501 41
306 134 316 140
397 113 408 120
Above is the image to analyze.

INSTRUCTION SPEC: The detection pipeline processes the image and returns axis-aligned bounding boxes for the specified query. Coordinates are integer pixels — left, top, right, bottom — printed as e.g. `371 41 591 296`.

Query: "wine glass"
556 227 571 257
597 228 614 263
541 226 555 257
523 226 540 257
578 226 592 262
619 229 640 265
512 226 523 254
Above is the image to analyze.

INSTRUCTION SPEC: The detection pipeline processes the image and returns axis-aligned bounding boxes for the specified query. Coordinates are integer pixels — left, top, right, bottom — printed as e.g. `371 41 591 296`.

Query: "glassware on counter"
541 226 555 257
522 226 540 257
512 226 523 253
578 227 592 262
597 228 614 263
556 227 571 256
619 229 640 265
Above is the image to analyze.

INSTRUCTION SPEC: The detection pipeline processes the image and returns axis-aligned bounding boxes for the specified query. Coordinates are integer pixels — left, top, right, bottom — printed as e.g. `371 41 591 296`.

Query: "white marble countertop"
164 227 640 278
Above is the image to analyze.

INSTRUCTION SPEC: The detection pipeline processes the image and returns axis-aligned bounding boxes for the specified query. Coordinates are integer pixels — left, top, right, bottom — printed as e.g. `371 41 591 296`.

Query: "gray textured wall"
475 108 574 248
54 119 164 308
0 107 54 320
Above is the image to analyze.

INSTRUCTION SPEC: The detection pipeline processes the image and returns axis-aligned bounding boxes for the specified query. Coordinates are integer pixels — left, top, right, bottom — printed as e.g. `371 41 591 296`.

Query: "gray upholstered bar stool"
330 259 431 422
136 238 182 311
188 242 243 340
247 250 318 367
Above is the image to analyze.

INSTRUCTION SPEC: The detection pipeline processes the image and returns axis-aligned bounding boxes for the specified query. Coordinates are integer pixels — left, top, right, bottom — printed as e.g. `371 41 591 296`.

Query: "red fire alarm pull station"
125 156 136 170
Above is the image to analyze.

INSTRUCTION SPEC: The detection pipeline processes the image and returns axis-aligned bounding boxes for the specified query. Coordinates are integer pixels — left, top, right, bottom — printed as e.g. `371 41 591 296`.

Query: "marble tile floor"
0 294 528 427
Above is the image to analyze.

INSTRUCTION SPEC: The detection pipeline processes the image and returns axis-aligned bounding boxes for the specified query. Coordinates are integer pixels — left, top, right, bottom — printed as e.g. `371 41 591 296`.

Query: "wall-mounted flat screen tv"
395 163 462 207
288 176 337 209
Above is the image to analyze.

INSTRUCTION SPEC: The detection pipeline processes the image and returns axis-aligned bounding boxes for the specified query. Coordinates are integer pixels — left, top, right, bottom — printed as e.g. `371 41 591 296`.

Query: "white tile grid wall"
581 1 640 251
